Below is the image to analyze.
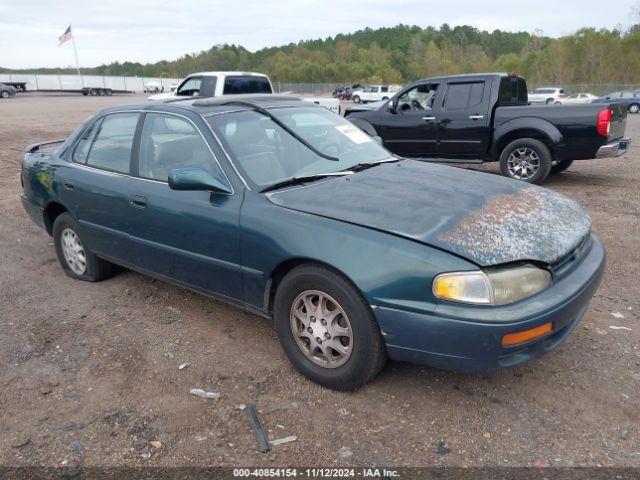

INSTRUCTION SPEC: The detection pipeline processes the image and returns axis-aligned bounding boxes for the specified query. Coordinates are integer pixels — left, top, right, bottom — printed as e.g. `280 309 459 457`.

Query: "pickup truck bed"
345 73 630 183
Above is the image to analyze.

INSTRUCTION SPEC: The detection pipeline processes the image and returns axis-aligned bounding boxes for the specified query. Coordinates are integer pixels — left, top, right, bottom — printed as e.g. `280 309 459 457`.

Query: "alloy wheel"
289 290 353 368
61 228 87 275
507 147 540 180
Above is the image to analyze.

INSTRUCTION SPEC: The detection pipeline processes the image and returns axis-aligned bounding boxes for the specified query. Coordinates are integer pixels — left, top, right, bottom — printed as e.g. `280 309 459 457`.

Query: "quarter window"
85 113 138 174
72 119 101 164
138 113 221 182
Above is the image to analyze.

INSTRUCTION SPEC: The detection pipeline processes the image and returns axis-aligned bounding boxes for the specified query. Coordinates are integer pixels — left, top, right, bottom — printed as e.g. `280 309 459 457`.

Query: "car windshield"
207 106 393 188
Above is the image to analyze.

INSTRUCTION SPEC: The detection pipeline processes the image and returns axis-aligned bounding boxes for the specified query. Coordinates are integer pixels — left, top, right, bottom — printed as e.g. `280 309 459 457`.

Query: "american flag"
58 25 73 46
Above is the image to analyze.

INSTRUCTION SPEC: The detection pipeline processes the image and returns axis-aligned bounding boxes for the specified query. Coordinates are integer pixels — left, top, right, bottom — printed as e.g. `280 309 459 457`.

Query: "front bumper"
596 137 631 158
373 235 605 373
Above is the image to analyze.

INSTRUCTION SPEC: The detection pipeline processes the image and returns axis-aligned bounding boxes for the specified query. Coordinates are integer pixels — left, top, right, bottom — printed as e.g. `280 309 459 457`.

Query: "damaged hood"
267 160 591 267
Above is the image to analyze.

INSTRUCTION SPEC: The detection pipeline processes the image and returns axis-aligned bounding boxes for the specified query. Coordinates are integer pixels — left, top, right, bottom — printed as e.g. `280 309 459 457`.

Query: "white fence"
0 73 181 93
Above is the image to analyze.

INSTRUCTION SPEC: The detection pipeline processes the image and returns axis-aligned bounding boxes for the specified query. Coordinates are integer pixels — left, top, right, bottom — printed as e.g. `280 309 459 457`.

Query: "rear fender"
491 117 563 159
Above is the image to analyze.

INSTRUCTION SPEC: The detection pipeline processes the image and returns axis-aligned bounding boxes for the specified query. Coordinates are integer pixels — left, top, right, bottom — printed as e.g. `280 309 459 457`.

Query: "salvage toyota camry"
21 95 605 390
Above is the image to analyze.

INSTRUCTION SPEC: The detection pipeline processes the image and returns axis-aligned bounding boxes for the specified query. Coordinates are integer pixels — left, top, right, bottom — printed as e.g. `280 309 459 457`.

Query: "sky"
0 0 638 69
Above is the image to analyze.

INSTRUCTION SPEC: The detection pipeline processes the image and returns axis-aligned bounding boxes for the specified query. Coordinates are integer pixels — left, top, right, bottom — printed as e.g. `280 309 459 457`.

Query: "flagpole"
70 26 83 88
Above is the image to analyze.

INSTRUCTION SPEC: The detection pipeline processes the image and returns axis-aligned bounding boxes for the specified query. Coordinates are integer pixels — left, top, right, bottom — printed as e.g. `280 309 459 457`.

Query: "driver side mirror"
387 100 396 114
168 167 232 195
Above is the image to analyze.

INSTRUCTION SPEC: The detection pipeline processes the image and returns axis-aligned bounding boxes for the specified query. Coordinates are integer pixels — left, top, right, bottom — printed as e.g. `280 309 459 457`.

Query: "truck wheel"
273 264 387 391
0 91 8 99
53 213 117 282
105 89 113 96
628 104 639 114
551 159 574 174
89 89 98 96
353 95 361 104
499 138 552 184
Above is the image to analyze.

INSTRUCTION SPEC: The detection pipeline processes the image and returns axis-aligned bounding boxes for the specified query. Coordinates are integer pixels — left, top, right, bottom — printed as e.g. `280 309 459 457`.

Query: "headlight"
433 265 551 305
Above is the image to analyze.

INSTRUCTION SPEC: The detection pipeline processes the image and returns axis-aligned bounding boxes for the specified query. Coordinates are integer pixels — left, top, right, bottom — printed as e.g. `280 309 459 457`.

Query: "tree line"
4 22 640 86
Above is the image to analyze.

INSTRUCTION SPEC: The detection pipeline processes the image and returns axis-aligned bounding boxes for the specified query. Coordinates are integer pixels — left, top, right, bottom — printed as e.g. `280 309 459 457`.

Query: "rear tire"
629 103 639 114
353 95 361 104
0 91 9 99
273 264 386 391
89 89 98 96
105 89 113 96
551 159 574 174
499 138 552 184
53 213 116 282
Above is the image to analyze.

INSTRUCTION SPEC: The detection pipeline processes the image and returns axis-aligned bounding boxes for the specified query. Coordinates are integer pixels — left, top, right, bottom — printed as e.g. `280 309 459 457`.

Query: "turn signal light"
501 322 552 346
597 108 612 137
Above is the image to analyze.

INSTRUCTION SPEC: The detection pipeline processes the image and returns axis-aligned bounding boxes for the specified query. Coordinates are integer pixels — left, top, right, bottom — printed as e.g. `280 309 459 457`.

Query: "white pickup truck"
352 85 400 104
149 71 340 114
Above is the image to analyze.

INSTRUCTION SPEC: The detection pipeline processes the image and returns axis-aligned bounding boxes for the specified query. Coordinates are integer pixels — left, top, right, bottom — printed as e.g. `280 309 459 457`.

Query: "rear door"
127 111 243 300
436 80 491 156
63 112 138 259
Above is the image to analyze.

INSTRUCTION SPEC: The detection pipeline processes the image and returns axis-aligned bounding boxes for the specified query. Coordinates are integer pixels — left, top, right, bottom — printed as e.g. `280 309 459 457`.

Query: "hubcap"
507 147 540 180
630 105 639 113
61 228 87 275
289 290 353 368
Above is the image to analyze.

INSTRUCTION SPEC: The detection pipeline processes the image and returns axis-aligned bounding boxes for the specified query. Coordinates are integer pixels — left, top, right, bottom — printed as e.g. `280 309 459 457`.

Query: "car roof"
185 71 269 78
99 94 311 116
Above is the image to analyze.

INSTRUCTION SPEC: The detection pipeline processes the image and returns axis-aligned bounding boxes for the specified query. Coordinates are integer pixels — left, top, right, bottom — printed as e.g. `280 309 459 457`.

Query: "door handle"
63 181 74 190
469 115 485 120
422 116 436 121
129 195 147 209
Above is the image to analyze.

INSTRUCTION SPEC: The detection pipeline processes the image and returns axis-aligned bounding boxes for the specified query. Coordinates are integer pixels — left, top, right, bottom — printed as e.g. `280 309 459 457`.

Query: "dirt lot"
0 93 639 470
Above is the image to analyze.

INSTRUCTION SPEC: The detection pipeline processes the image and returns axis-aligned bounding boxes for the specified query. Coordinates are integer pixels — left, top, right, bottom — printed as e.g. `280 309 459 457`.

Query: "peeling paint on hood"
436 186 591 265
267 160 591 267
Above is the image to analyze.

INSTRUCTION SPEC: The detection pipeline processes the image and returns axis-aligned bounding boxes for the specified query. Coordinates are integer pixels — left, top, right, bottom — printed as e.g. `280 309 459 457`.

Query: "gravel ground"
0 93 638 469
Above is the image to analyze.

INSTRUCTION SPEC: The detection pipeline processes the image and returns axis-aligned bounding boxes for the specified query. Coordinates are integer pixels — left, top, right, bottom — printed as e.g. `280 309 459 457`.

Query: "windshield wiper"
342 157 400 172
216 100 340 162
261 172 352 193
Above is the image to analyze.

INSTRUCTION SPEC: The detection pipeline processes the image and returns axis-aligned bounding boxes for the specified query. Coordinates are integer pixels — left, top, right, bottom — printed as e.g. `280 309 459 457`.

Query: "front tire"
551 159 574 174
499 138 552 184
352 95 361 104
273 264 386 390
0 91 9 99
546 98 554 105
53 213 116 282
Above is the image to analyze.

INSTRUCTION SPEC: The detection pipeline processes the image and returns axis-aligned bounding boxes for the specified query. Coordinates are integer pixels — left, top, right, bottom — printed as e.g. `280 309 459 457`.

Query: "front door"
376 83 440 157
436 80 491 156
127 112 243 301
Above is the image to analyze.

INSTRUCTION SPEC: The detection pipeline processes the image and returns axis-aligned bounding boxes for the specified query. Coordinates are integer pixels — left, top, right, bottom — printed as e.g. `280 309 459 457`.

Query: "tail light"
597 108 612 137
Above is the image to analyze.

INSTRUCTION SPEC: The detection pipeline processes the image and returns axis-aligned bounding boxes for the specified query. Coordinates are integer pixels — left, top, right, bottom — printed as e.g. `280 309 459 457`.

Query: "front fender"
491 117 564 158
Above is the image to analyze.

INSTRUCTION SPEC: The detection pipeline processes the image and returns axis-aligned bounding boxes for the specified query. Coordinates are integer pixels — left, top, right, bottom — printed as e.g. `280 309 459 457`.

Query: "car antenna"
214 100 339 161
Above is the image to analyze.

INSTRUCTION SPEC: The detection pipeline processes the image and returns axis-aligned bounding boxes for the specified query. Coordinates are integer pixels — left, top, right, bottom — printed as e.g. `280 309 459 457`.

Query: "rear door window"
444 82 485 110
86 113 139 174
223 76 272 94
73 118 102 164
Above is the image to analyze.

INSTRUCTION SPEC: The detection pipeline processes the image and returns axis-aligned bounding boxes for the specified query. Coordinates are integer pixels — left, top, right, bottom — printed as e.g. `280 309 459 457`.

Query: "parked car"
558 93 598 105
592 91 640 114
528 87 566 105
22 95 604 390
148 71 273 101
337 84 363 101
345 73 630 184
143 81 163 93
149 71 340 114
332 86 346 98
352 85 400 104
0 83 17 98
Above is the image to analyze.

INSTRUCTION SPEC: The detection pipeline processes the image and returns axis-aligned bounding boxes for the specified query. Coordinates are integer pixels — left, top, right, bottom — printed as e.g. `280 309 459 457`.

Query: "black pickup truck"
345 73 630 183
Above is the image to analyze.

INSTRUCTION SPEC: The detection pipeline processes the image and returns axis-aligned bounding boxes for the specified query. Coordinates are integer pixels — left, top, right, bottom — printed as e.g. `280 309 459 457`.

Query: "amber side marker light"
502 322 553 347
